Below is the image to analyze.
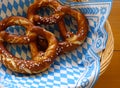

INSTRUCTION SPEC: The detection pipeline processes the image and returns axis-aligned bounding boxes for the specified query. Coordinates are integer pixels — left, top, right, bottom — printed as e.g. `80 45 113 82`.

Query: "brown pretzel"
57 7 88 54
0 16 58 74
27 0 89 55
27 0 65 24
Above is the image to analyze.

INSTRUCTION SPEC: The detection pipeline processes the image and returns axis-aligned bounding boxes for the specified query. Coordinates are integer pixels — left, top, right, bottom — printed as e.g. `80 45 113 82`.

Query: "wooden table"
95 0 120 88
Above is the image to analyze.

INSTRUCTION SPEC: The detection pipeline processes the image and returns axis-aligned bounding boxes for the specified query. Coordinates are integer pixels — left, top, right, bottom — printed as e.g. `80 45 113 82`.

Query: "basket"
99 20 114 76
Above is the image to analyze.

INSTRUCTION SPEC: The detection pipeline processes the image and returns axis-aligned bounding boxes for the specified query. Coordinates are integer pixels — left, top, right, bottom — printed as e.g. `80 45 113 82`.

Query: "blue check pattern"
0 0 112 88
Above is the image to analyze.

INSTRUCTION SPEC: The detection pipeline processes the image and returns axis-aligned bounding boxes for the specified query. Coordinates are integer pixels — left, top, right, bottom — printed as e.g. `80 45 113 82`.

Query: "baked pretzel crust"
0 16 58 74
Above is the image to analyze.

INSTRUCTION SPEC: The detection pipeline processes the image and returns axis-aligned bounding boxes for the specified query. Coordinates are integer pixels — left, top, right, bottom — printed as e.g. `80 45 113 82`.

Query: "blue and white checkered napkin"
0 0 112 88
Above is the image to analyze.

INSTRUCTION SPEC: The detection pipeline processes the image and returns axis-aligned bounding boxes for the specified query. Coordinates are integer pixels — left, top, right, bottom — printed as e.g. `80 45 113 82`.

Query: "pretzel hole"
36 6 54 17
37 36 48 52
5 25 26 35
63 14 78 34
4 26 32 60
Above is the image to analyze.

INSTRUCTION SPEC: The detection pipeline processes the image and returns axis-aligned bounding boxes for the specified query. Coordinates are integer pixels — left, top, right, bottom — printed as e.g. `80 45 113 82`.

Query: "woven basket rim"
99 20 114 76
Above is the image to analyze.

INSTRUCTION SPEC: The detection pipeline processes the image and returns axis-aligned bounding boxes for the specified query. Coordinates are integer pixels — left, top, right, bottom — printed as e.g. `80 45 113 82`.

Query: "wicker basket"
99 20 114 76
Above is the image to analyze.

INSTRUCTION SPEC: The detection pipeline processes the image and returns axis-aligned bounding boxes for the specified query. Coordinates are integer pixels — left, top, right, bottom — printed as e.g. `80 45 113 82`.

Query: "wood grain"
108 0 120 50
95 51 120 88
95 0 120 88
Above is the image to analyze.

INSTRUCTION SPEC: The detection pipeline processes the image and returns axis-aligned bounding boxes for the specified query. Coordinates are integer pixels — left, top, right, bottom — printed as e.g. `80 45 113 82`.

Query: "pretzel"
0 16 58 74
27 0 65 24
28 0 89 55
57 7 89 54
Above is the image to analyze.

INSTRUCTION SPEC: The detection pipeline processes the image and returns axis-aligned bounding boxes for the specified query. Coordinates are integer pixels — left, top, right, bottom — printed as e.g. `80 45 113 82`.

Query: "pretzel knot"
0 16 58 74
27 0 89 55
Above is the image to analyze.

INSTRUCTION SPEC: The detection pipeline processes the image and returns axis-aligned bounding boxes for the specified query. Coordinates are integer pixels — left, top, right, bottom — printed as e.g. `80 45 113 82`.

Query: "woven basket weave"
99 20 114 76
